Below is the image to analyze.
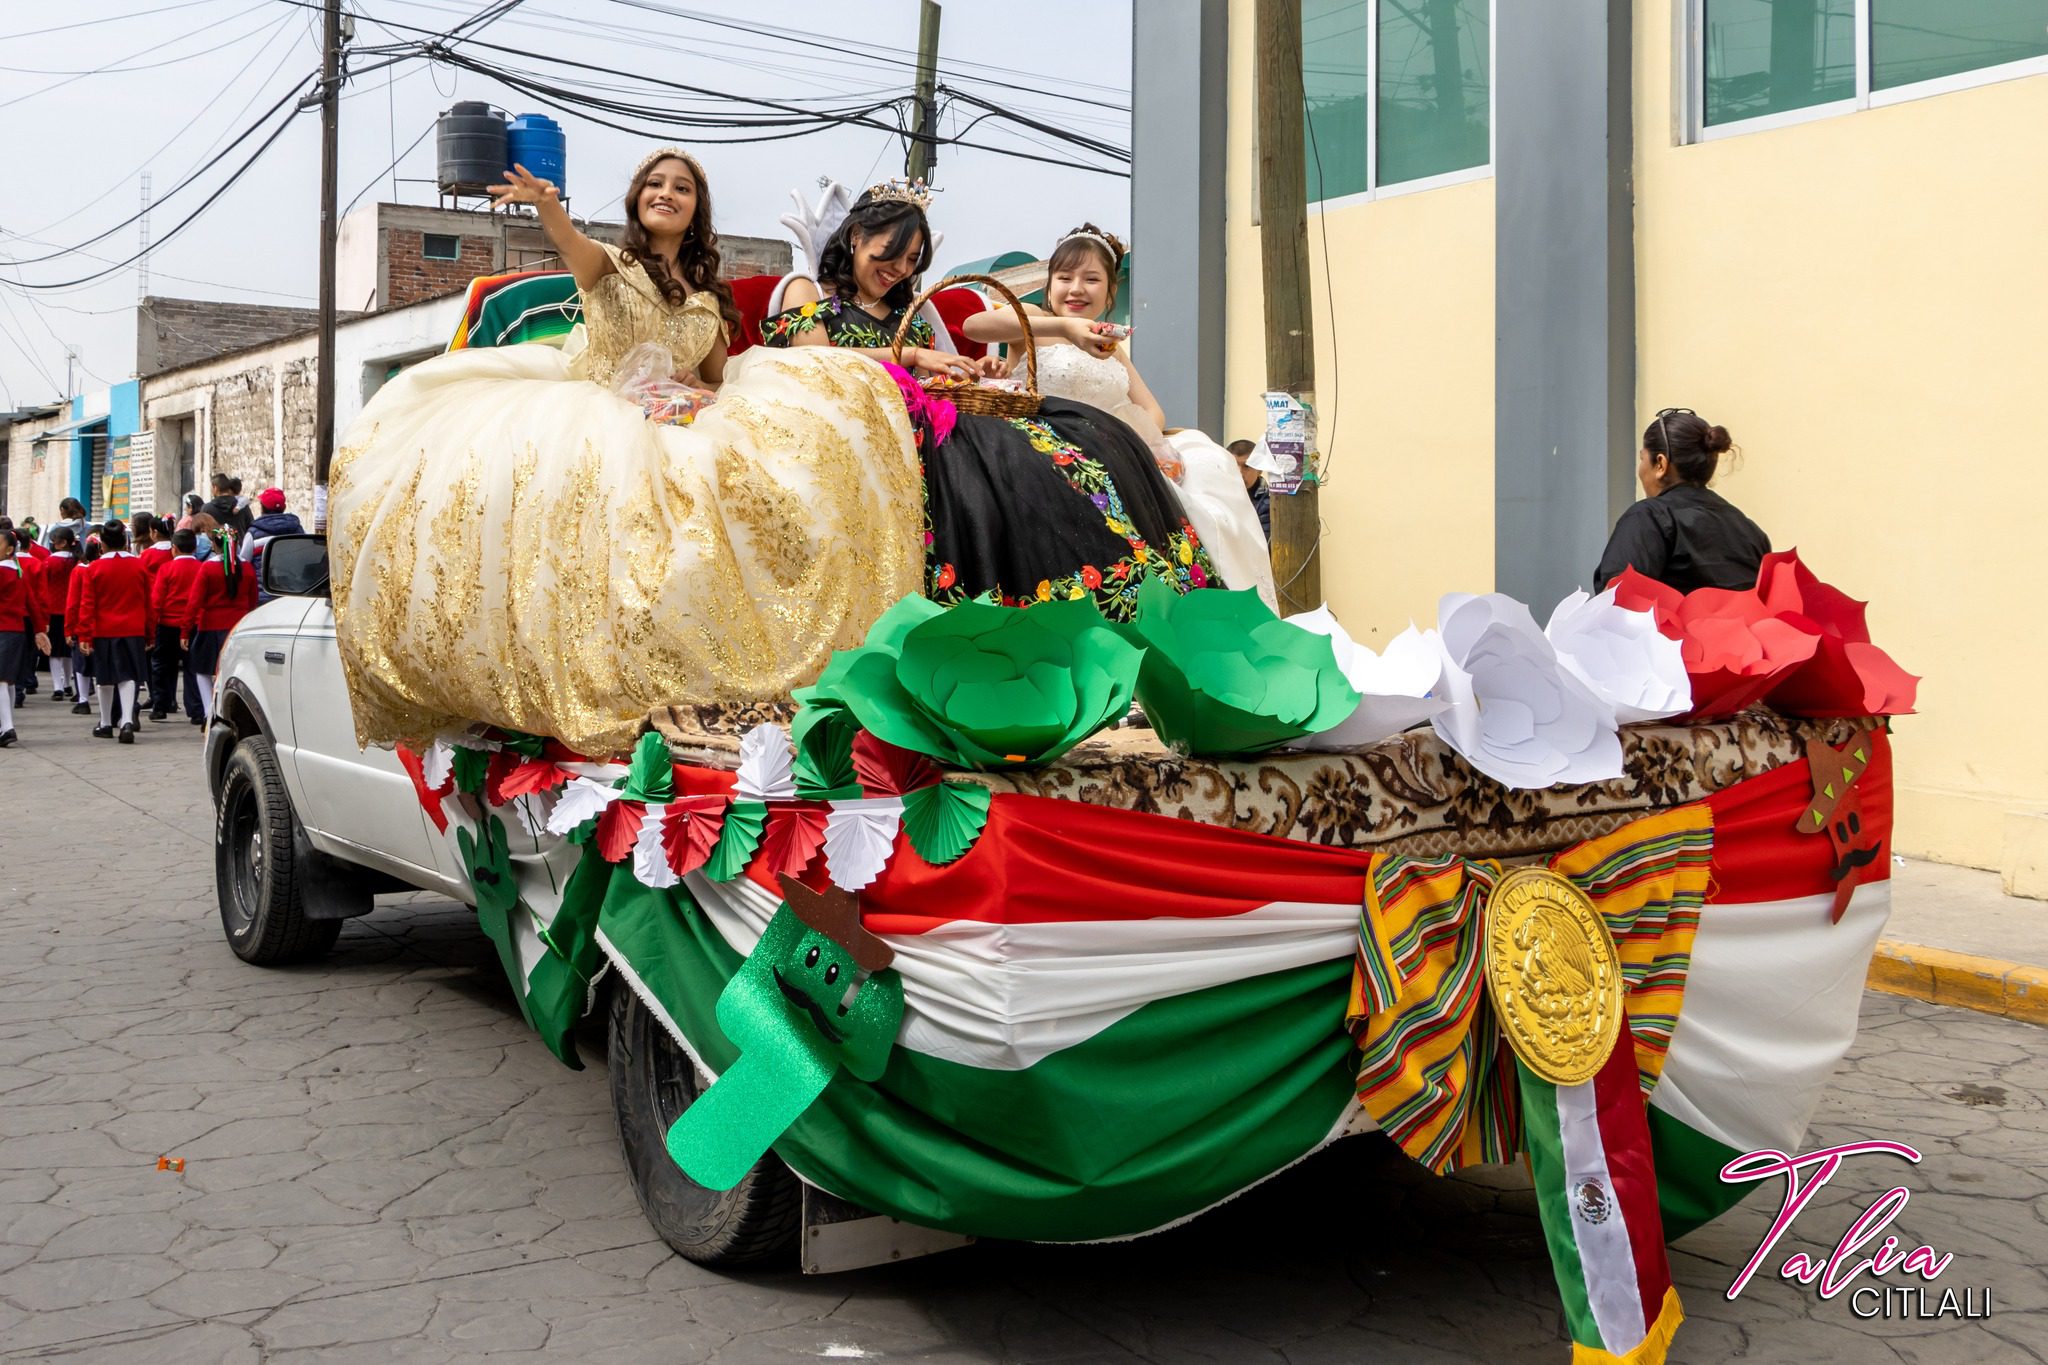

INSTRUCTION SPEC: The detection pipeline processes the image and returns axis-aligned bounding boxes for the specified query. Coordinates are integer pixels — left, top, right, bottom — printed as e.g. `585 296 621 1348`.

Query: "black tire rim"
222 777 262 938
630 995 738 1236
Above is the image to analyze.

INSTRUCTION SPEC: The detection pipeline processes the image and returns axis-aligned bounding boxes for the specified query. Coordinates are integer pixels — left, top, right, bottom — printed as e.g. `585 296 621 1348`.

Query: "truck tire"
215 735 341 965
608 983 802 1267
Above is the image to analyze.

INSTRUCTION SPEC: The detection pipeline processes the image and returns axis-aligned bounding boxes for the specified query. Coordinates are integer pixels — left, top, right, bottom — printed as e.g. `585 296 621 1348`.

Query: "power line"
0 89 314 290
0 0 232 43
0 74 317 267
0 1 277 106
13 12 304 242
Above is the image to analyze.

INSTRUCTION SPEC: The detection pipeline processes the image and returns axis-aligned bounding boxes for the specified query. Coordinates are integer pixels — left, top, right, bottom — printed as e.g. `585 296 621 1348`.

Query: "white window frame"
1306 0 1496 213
1681 0 2048 144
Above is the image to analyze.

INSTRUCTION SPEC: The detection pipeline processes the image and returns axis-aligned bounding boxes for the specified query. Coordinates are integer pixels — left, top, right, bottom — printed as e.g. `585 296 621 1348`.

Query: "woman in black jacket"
1595 407 1770 593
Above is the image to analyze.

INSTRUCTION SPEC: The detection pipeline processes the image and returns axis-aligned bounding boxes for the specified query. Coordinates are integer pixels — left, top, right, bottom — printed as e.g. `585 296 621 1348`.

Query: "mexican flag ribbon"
1519 1023 1684 1365
1347 804 1715 1173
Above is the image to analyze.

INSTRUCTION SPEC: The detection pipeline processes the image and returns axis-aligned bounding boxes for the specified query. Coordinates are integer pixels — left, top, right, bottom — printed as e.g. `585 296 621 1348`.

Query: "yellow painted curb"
1868 938 2048 1027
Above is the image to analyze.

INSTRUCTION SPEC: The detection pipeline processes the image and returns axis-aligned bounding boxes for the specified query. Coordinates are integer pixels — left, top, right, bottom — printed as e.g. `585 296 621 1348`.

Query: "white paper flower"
1430 593 1624 790
509 789 557 840
545 776 622 835
1286 606 1449 750
734 722 796 802
632 803 679 889
1545 588 1692 726
419 740 454 793
823 795 905 892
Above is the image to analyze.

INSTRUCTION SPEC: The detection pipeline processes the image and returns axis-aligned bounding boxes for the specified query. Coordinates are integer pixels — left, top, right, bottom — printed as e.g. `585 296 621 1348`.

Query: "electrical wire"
0 0 232 43
0 1 277 106
13 13 304 243
0 91 313 290
0 74 318 267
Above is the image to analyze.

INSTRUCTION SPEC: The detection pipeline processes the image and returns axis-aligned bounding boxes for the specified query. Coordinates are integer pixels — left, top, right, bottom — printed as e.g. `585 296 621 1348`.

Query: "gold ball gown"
330 245 925 756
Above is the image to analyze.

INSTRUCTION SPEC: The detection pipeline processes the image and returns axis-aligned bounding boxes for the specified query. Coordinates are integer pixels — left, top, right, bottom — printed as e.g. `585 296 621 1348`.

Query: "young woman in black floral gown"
763 184 1217 620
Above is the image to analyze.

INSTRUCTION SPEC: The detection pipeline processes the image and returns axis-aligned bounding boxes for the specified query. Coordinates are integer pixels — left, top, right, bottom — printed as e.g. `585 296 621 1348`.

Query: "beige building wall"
1221 0 1496 651
1632 4 2048 880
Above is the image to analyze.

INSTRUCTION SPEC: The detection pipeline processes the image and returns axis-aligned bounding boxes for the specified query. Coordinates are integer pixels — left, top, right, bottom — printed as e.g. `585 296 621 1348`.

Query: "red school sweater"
38 551 77 618
75 553 153 642
187 559 259 633
0 558 44 633
152 555 206 632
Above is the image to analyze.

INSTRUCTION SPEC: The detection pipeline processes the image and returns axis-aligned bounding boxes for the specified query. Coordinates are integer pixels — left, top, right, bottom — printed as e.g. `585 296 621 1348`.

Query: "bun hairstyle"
1644 407 1736 485
1046 223 1126 308
619 150 742 337
817 195 932 312
101 519 128 552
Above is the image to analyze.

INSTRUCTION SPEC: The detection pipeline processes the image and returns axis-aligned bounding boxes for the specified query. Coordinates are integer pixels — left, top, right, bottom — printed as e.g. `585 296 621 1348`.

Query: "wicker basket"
891 273 1041 419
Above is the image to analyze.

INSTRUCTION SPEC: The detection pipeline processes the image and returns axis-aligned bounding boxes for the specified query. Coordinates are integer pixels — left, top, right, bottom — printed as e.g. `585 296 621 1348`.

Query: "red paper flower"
660 796 728 877
494 756 571 802
1754 550 1918 716
851 730 939 797
1609 569 1819 719
596 800 646 864
760 804 828 877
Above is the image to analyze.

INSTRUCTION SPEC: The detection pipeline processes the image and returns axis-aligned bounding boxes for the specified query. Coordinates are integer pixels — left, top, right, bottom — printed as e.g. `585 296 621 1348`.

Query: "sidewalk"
1872 857 2048 1025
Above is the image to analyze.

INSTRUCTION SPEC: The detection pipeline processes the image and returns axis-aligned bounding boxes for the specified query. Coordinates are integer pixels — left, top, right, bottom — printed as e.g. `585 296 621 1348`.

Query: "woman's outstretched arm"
490 165 613 290
1117 349 1170 429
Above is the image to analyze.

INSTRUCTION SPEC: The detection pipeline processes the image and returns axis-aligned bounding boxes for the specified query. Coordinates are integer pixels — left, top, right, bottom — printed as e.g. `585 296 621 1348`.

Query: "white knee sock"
118 680 138 728
97 687 113 726
197 675 215 720
0 687 13 733
49 657 70 691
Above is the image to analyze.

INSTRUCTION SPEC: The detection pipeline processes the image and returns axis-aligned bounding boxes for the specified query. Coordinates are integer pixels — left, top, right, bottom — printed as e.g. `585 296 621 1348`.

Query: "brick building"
338 203 794 311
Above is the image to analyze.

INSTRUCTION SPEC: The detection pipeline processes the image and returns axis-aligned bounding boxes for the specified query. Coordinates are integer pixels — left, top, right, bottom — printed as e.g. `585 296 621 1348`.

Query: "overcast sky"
0 0 1133 407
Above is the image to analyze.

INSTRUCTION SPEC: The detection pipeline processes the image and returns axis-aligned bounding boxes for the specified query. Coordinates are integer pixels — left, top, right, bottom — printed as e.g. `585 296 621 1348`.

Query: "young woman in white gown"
963 226 1277 609
328 149 927 756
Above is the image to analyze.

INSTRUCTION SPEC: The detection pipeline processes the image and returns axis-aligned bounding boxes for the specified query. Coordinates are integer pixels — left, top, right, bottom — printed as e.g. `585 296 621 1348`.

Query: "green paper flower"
452 745 490 795
704 799 767 882
791 707 861 802
798 595 1141 770
902 780 992 866
1125 579 1361 756
623 731 675 803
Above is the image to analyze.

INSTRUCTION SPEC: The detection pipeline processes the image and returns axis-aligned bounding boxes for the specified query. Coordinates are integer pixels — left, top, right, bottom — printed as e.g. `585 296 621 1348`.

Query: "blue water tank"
505 114 567 194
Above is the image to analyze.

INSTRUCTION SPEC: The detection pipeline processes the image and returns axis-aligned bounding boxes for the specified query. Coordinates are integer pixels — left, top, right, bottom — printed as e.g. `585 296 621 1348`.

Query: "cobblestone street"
2 702 2043 1363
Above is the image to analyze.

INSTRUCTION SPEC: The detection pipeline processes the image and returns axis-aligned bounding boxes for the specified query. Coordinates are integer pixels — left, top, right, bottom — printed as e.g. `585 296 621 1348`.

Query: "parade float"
318 205 1920 1361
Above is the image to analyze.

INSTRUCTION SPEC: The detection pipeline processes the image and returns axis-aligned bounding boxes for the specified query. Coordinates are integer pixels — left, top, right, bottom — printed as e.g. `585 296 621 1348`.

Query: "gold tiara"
632 145 706 186
860 177 936 210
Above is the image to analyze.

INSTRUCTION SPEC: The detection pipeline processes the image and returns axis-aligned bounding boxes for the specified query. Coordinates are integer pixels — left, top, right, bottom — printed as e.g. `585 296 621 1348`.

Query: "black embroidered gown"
761 295 1217 620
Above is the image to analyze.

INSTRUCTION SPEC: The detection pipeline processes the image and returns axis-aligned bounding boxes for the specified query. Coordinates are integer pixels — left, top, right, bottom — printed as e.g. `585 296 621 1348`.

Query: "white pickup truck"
206 533 821 1269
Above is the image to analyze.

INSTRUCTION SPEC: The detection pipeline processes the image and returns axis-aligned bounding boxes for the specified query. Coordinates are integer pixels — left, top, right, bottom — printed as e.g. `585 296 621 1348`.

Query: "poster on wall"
127 432 156 516
105 440 131 519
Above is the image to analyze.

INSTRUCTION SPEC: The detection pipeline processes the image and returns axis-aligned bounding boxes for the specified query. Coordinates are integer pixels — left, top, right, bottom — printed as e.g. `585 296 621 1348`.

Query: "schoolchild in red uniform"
184 531 258 723
0 530 52 747
151 529 207 724
39 527 80 702
76 520 154 742
4 528 42 703
63 538 99 715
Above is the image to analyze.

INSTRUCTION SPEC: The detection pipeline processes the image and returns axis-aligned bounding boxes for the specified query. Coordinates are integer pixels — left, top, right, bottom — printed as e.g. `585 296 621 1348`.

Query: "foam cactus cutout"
664 875 903 1190
457 812 517 916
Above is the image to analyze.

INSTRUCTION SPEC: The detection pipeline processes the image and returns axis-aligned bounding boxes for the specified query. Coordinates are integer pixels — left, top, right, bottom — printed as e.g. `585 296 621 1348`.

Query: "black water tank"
436 102 508 195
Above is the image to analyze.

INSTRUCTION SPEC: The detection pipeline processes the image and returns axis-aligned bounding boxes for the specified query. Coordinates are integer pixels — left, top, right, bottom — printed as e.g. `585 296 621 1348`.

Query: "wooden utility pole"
312 0 342 528
906 1 942 183
1254 0 1321 615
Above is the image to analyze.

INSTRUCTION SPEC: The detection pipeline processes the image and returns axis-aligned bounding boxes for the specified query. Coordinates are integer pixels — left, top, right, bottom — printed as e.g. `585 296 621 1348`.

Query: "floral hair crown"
860 177 937 210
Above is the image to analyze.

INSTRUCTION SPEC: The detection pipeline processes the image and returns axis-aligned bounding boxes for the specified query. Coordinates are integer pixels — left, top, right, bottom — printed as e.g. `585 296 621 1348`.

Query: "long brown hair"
618 152 741 336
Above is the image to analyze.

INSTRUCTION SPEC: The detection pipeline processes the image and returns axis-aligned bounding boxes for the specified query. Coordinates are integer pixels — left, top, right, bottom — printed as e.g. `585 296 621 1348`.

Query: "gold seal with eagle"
1482 867 1624 1087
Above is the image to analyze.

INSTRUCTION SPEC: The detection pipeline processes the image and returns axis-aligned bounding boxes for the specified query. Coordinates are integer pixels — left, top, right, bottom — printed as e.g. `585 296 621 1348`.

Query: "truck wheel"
608 983 801 1267
215 735 341 965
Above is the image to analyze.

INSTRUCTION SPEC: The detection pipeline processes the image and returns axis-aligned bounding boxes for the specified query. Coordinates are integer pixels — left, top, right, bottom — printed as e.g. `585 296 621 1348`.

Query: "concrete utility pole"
1254 0 1321 615
906 1 942 183
312 0 342 528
